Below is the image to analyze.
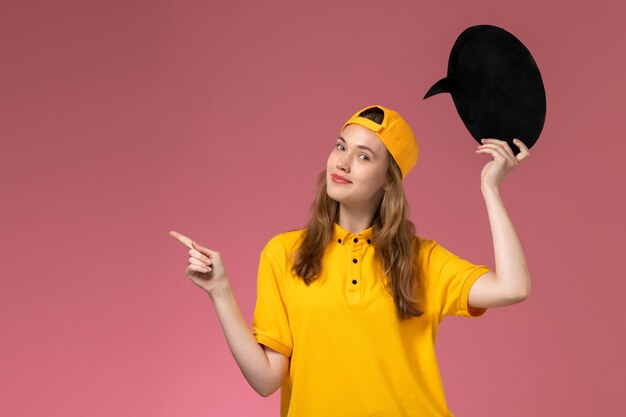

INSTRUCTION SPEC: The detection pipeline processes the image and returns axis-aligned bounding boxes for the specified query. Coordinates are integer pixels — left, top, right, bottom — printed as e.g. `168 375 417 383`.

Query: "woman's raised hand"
169 230 228 296
475 138 531 190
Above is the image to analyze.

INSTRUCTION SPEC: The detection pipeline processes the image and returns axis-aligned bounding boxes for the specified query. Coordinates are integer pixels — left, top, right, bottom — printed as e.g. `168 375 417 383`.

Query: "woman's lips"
331 174 351 184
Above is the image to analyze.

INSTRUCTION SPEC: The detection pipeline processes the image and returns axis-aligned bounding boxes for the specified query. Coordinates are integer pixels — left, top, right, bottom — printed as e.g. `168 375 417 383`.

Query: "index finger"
169 230 194 249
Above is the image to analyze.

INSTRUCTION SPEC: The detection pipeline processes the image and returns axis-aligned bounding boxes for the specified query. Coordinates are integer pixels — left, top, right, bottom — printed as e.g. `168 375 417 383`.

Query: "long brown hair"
291 108 425 320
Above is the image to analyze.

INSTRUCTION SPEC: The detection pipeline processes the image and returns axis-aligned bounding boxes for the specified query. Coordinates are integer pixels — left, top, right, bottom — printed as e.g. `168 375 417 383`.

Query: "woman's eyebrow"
337 136 377 157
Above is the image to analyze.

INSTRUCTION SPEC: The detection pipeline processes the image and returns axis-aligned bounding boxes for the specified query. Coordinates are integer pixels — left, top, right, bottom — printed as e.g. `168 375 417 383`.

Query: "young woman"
170 104 531 416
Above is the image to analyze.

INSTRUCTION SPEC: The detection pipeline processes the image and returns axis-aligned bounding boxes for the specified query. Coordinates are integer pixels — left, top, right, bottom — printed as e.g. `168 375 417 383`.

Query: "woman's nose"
336 154 350 172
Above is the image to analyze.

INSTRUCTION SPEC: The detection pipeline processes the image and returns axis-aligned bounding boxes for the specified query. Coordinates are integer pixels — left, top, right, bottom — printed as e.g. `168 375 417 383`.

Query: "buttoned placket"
337 231 372 304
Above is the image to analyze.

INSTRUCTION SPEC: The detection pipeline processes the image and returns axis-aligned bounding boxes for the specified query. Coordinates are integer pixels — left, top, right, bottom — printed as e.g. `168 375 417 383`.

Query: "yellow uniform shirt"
252 222 491 417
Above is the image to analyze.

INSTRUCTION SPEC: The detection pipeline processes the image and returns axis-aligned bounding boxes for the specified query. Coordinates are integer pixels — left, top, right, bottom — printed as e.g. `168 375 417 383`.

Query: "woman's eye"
359 154 370 161
336 143 345 151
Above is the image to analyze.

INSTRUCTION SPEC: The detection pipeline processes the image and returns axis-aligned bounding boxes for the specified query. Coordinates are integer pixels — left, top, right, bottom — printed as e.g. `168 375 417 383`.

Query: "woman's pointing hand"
169 230 228 296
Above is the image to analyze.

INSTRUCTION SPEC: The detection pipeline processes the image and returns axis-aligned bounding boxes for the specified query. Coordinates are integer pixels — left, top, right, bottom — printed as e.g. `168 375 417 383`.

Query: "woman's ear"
383 175 390 191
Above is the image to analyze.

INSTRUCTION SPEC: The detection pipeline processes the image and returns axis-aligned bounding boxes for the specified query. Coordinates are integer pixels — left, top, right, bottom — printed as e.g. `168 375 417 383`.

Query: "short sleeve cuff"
254 333 293 357
459 266 492 318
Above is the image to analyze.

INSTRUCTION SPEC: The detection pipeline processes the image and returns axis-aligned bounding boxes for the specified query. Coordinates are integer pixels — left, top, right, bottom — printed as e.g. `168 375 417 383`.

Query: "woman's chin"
326 188 344 203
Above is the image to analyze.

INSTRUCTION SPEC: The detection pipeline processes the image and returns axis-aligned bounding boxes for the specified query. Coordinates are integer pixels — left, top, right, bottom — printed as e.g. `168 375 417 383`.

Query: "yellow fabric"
252 223 491 417
341 104 419 180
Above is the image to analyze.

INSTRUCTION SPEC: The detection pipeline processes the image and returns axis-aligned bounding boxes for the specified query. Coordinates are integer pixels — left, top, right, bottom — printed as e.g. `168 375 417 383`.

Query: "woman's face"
326 124 389 209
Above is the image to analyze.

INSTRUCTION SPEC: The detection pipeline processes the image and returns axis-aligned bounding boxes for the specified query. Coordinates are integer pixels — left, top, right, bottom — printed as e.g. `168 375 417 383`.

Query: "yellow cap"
341 105 419 179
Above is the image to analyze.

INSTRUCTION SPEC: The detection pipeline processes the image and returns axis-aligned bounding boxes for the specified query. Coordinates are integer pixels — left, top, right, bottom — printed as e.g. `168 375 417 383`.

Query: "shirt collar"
332 222 374 245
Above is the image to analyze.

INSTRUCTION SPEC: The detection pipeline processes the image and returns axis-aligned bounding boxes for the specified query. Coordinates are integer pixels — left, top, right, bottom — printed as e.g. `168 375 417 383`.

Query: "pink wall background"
1 0 624 416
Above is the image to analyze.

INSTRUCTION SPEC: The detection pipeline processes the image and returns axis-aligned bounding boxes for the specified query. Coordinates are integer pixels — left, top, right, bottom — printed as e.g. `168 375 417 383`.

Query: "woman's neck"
337 204 376 235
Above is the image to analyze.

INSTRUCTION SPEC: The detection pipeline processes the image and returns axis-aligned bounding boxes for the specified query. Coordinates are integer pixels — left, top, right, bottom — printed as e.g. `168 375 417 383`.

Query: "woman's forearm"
482 184 531 299
209 281 285 397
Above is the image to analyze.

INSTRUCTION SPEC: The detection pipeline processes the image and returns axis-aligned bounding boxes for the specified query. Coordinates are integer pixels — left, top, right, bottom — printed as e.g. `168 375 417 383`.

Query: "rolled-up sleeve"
252 242 293 357
421 238 492 320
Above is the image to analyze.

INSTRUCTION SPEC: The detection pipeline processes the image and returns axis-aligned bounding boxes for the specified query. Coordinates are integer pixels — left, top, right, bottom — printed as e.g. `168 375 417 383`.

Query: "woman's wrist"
481 183 500 197
208 277 232 302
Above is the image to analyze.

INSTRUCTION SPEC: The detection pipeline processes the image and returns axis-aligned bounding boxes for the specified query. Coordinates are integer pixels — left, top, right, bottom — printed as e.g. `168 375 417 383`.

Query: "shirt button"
367 239 371 244
353 258 358 263
338 238 342 243
352 279 357 284
353 237 358 243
